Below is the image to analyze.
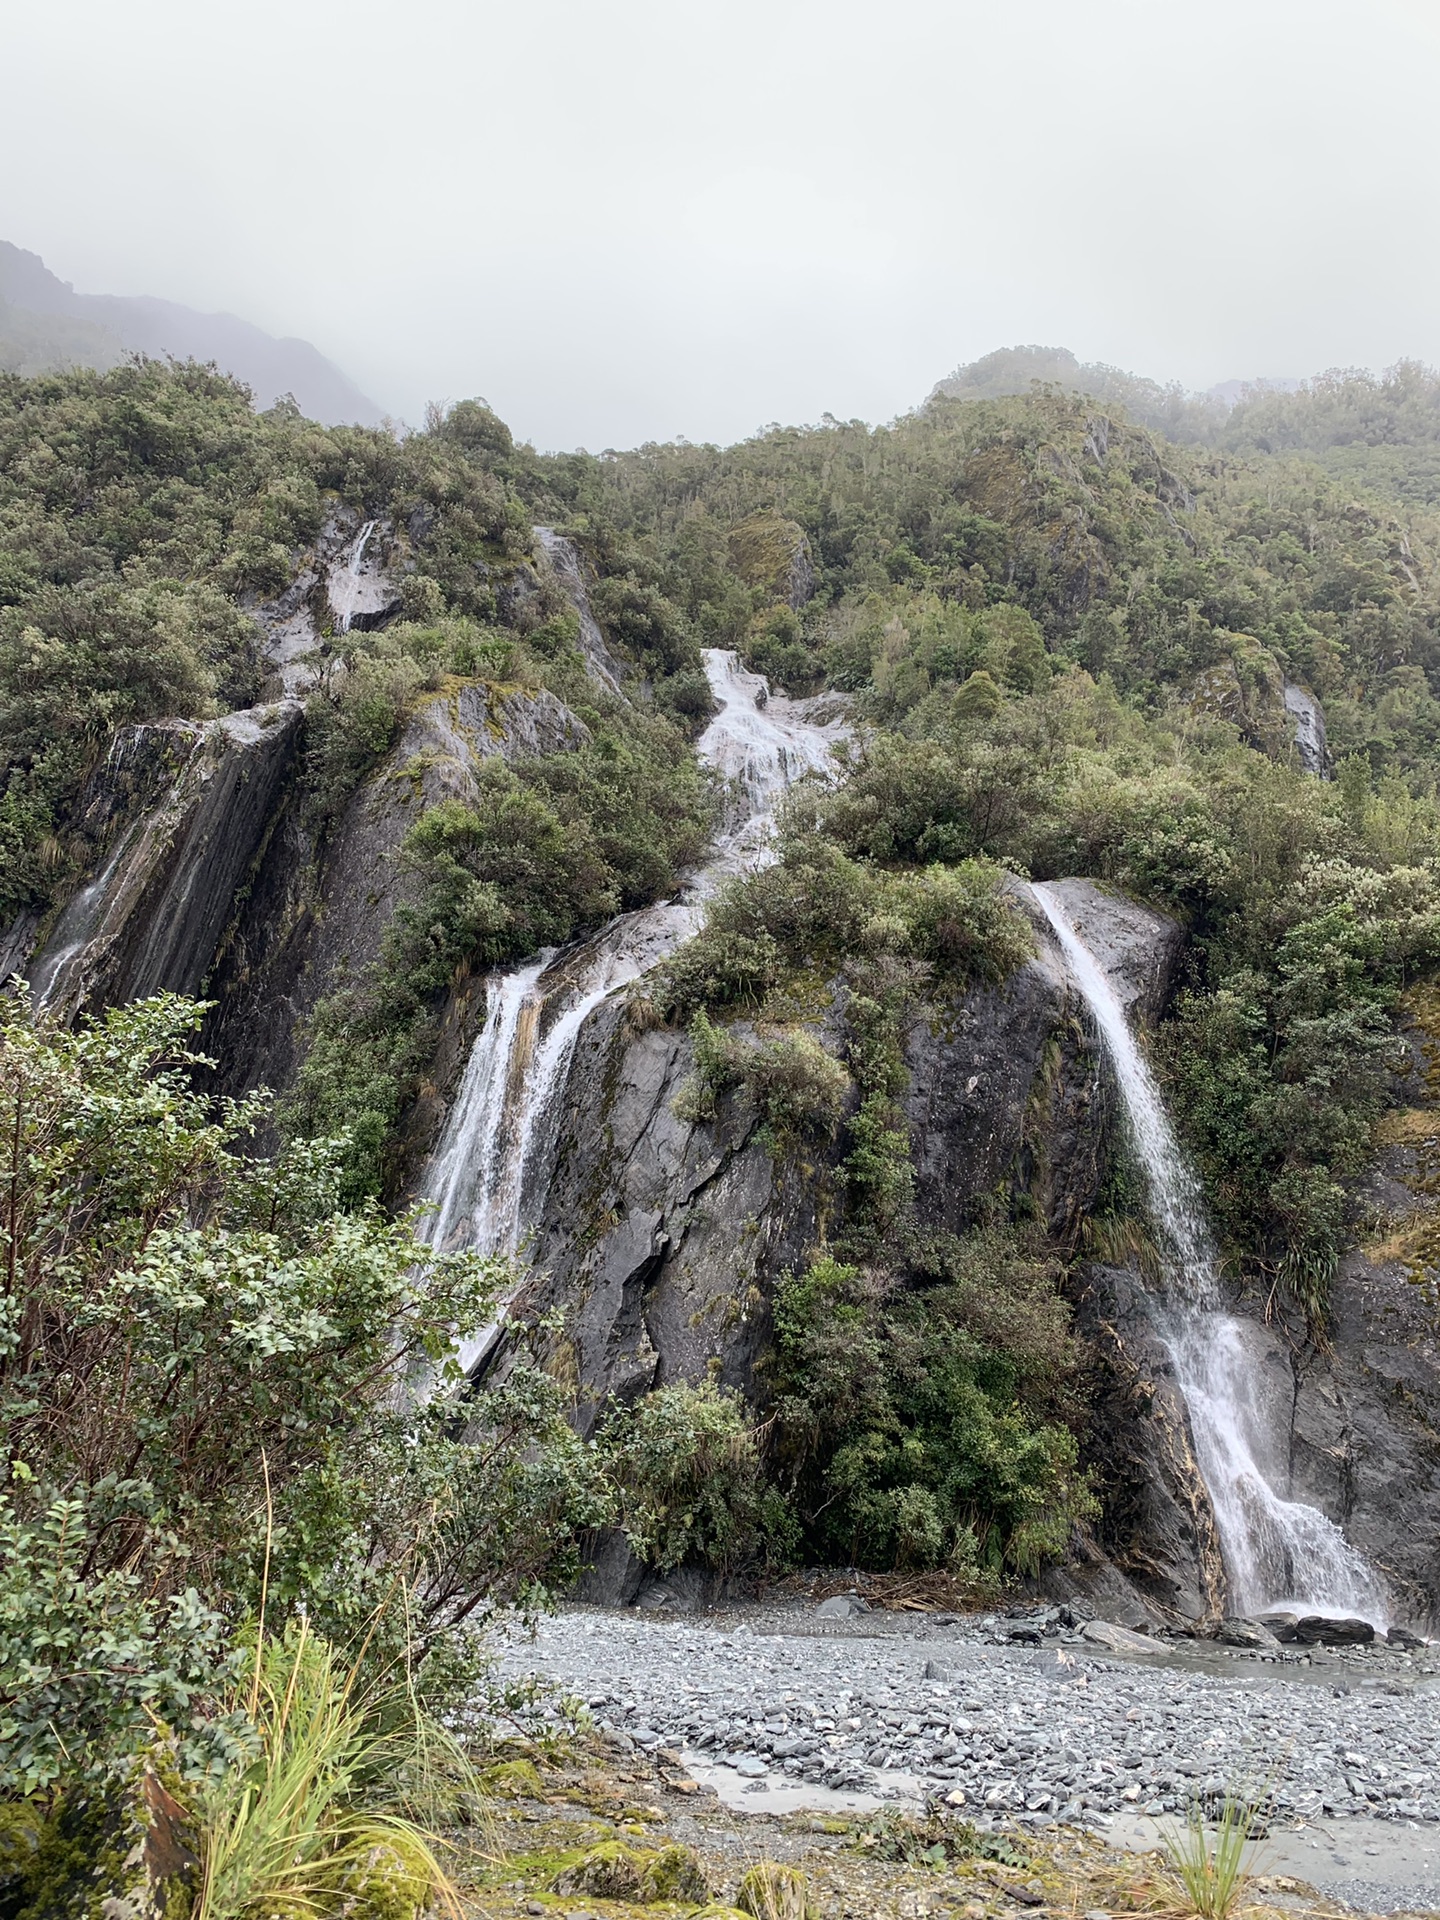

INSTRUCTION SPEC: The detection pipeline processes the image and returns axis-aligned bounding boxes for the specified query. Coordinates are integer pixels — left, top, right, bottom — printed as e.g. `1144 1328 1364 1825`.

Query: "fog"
5 0 1438 448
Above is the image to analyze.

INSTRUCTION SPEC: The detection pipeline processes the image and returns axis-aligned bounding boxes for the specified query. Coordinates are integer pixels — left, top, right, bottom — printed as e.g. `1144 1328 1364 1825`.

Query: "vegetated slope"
8 351 1440 1609
0 239 384 424
1221 359 1440 505
529 384 1440 1292
504 381 1440 1594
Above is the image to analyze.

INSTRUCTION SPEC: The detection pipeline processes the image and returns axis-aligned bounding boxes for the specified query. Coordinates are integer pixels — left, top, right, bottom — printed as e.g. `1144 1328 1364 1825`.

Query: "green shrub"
0 991 608 1787
599 1381 778 1573
739 1029 851 1146
767 1233 1090 1576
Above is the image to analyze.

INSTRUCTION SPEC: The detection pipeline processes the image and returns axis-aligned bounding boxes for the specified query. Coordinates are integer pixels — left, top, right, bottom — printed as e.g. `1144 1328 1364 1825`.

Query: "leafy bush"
0 1493 247 1796
598 1382 780 1573
660 840 1030 1015
0 991 606 1788
767 1236 1090 1576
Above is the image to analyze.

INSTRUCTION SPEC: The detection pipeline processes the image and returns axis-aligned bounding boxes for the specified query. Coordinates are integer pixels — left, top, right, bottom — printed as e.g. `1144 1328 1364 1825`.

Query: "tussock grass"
194 1620 474 1920
1159 1789 1263 1920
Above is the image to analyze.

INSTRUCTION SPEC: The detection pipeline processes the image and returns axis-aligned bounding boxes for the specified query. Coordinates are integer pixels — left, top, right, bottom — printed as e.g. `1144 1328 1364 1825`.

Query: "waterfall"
334 520 375 636
421 648 844 1373
28 839 131 1010
1032 883 1389 1625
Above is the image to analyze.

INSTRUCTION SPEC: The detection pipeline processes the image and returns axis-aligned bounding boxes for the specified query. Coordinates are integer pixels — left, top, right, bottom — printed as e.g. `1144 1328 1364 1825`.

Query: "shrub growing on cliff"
767 1237 1089 1576
660 839 1030 1015
598 1382 783 1573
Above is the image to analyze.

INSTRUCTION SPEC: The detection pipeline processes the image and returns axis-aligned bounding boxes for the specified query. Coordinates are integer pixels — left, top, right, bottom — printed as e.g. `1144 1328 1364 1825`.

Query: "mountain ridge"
0 240 385 426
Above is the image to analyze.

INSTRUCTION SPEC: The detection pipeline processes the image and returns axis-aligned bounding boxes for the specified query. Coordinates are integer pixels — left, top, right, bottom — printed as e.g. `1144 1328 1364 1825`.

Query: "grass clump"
193 1621 470 1920
1159 1789 1263 1920
736 1860 814 1920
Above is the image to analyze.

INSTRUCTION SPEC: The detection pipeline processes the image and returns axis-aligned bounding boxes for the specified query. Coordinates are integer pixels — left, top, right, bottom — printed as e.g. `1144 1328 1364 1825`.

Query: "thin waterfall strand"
1032 882 1388 1624
334 520 375 635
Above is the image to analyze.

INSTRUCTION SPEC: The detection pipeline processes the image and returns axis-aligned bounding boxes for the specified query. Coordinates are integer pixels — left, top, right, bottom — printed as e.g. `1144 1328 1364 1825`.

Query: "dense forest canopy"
510 360 1440 1315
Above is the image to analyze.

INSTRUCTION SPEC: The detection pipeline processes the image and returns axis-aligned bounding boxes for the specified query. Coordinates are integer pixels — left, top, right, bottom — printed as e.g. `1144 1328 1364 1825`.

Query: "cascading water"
420 648 843 1373
333 520 375 636
1032 883 1389 1624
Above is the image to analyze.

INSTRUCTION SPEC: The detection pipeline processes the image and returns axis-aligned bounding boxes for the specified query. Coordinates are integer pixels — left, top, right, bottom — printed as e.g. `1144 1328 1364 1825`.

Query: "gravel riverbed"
493 1603 1440 1832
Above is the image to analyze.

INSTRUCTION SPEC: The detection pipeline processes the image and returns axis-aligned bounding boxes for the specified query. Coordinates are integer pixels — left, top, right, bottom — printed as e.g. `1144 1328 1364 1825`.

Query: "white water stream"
1032 884 1389 1625
333 520 375 635
421 649 843 1372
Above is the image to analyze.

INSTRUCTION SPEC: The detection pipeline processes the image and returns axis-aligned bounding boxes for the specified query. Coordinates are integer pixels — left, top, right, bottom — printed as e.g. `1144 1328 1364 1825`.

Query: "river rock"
1217 1616 1283 1650
1080 1619 1166 1657
816 1595 862 1619
1287 1616 1376 1646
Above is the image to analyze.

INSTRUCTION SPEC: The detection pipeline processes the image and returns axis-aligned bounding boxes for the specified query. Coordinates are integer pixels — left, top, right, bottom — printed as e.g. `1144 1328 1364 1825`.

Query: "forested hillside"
6 349 1440 1911
515 372 1440 1311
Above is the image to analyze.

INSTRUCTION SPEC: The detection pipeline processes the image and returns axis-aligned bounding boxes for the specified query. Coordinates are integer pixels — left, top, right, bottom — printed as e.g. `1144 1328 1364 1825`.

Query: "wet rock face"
516 996 822 1426
509 882 1183 1447
21 702 302 1017
902 955 1105 1245
1019 877 1182 1024
1070 1263 1227 1626
205 679 591 1105
1284 1253 1440 1623
533 528 627 692
1267 1002 1440 1624
1282 678 1330 777
250 507 404 697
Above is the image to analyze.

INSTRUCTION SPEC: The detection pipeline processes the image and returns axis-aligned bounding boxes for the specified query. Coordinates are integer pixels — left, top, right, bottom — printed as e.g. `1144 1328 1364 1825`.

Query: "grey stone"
1288 1617 1376 1647
1217 1616 1283 1651
1080 1620 1166 1658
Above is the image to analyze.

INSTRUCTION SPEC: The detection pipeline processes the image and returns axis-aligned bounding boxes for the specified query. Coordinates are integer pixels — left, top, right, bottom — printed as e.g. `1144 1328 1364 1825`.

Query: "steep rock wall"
204 679 591 1103
505 882 1178 1435
16 702 302 1017
1267 1000 1440 1620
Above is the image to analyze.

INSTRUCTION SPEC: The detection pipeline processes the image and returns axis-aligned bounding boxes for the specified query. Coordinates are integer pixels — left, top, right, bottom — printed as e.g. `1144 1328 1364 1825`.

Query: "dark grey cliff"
16 703 301 1017
503 883 1178 1459
204 679 591 1105
1266 1006 1440 1620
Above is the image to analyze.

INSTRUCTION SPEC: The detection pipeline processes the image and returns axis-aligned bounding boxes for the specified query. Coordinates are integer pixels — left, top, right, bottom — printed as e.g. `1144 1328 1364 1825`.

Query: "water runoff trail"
420 650 843 1373
1032 884 1390 1625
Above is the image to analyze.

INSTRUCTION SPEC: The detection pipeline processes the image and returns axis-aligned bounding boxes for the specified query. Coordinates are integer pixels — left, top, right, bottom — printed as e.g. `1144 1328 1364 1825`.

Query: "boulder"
1287 1615 1376 1647
1257 1610 1299 1636
4 1764 199 1919
1216 1616 1283 1651
553 1841 708 1905
1389 1625 1427 1650
1080 1618 1167 1657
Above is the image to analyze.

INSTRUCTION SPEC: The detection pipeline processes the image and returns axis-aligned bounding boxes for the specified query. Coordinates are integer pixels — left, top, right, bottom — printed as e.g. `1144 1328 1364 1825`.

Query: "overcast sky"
5 0 1438 449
